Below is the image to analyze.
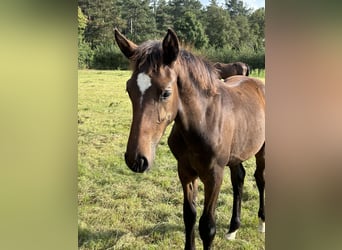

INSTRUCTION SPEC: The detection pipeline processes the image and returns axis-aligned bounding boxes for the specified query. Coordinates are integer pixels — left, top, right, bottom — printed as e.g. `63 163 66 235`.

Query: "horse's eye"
160 90 171 101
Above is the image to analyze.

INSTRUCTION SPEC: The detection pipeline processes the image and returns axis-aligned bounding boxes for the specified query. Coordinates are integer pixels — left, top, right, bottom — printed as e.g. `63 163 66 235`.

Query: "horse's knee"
199 214 216 245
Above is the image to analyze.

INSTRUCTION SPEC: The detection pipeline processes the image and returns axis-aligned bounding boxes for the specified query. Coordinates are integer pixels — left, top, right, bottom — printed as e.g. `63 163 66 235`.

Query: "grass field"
78 70 265 249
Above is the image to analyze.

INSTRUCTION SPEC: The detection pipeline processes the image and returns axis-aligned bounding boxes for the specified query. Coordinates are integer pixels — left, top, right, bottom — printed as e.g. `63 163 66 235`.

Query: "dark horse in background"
214 61 250 79
114 28 265 250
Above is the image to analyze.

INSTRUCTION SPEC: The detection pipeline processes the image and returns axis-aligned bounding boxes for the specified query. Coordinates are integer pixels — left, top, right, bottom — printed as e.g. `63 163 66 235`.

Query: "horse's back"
224 75 264 90
223 75 264 104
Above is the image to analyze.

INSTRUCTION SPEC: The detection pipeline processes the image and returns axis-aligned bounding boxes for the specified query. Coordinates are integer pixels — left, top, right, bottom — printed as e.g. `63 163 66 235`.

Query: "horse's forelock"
131 41 163 72
131 41 219 95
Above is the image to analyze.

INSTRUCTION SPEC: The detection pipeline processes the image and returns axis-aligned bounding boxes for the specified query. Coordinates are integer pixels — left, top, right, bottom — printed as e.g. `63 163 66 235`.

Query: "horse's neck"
175 74 221 133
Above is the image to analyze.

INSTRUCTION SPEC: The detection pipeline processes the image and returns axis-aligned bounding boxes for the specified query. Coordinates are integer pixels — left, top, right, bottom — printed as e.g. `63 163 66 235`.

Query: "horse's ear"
114 28 137 59
162 28 179 66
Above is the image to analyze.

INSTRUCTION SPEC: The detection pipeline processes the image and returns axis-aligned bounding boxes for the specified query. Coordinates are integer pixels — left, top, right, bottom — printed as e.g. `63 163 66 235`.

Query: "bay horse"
214 61 250 79
114 28 265 249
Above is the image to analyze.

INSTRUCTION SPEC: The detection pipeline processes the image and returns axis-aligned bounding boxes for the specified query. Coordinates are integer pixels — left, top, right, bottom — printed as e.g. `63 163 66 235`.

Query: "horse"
114 28 265 250
213 61 250 79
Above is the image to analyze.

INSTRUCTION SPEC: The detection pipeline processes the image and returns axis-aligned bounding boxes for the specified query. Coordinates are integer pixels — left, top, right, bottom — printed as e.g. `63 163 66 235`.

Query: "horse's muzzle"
124 153 149 173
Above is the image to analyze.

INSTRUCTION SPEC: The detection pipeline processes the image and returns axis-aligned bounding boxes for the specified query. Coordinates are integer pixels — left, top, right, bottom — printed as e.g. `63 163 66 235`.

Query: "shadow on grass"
137 222 184 237
78 227 125 248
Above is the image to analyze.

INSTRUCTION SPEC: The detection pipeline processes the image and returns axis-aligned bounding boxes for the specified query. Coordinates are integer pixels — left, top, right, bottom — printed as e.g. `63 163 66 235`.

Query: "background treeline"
78 0 265 70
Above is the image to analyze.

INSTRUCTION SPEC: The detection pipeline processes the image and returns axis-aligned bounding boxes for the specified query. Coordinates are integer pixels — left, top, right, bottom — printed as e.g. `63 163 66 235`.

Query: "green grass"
78 70 265 249
250 69 265 79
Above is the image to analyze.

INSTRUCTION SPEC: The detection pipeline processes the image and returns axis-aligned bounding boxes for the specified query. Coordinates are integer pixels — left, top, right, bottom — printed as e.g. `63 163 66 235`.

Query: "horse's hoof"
258 218 265 233
225 230 238 240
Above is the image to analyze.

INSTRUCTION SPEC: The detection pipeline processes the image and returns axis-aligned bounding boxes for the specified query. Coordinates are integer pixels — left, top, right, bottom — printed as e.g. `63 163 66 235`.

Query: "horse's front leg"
199 166 224 250
178 160 198 250
226 163 246 240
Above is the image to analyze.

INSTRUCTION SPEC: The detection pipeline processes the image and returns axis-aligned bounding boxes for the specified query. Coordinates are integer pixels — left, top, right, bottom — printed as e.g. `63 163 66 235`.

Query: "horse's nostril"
136 155 148 173
125 152 149 173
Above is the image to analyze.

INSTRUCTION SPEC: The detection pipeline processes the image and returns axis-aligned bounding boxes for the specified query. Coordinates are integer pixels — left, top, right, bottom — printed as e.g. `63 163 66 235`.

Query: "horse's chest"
168 123 230 168
185 135 227 168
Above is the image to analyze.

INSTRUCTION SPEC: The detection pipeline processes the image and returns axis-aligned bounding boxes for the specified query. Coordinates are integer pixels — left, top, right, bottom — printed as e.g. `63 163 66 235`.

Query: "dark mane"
131 40 219 96
178 49 218 96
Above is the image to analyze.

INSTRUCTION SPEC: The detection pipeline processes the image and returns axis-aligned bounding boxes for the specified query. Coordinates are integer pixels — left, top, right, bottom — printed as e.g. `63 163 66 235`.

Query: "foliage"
202 45 265 70
78 6 93 69
174 11 208 49
226 0 252 17
249 7 265 50
79 0 125 48
78 0 265 69
79 40 94 69
118 0 157 43
154 0 173 38
91 43 129 70
204 1 233 48
78 6 87 32
78 70 265 249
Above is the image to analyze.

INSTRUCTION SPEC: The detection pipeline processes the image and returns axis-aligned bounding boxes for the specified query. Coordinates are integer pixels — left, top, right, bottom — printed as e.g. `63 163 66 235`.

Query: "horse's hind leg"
226 163 246 240
178 160 198 250
254 143 265 233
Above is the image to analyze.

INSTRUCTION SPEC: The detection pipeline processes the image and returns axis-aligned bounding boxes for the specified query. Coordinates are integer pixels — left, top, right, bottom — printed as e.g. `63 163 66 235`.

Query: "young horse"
114 28 265 249
214 61 250 79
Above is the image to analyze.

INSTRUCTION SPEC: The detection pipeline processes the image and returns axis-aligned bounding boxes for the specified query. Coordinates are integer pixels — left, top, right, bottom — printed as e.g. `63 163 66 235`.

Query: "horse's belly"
228 127 265 165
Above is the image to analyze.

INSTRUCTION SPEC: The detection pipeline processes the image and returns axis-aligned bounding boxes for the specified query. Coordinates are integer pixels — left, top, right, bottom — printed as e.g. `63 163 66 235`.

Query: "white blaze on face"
137 72 152 106
137 72 152 95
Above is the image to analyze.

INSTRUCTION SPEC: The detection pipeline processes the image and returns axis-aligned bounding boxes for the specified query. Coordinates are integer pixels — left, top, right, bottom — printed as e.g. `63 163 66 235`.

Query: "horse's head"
114 29 180 173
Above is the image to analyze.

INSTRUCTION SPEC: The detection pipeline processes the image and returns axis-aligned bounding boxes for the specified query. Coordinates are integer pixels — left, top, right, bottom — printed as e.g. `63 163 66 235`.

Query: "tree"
249 7 265 50
154 0 173 38
234 15 254 48
225 0 251 17
77 0 265 69
78 6 93 68
174 11 208 49
78 6 87 32
225 20 240 50
224 0 257 50
204 0 233 48
118 0 156 43
79 0 124 48
168 0 203 18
